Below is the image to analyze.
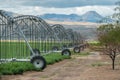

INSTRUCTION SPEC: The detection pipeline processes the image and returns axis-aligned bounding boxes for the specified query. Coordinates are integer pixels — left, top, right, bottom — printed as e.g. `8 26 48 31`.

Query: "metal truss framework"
0 10 83 63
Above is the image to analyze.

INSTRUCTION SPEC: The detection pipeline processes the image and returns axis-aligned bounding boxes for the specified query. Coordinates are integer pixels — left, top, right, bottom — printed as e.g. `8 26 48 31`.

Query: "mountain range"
2 10 106 23
39 11 104 23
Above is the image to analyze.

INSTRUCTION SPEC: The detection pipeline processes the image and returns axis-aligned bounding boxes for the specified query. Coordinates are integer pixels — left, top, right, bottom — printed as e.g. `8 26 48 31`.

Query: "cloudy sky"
0 0 119 16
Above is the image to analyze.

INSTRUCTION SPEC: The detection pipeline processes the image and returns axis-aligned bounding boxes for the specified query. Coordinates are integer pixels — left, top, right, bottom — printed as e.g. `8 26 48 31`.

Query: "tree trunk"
112 59 115 70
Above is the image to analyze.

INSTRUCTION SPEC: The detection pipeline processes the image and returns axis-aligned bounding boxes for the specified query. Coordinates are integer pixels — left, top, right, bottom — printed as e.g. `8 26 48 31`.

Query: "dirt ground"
1 50 120 80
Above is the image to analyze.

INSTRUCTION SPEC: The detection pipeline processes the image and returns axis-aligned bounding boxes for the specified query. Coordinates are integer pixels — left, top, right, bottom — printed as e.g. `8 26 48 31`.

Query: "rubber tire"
30 48 40 56
61 49 71 56
30 56 46 70
73 47 80 53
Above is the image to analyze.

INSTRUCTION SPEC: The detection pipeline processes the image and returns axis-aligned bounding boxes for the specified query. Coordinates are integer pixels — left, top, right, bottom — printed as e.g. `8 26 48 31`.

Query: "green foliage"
44 53 70 64
89 41 101 46
0 62 35 75
97 23 120 45
0 53 70 75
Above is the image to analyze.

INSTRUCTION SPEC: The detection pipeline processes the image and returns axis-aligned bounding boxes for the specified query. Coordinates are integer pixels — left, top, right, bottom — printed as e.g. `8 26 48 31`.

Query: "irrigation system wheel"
73 47 80 53
61 49 71 56
30 56 46 70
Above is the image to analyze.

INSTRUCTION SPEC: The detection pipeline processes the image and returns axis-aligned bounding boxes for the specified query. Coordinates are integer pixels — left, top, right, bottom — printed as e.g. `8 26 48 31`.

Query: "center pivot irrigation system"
0 10 85 70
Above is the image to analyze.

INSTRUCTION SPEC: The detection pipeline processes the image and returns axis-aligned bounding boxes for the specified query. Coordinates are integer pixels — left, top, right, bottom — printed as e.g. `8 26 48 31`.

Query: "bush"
44 53 70 64
0 62 35 75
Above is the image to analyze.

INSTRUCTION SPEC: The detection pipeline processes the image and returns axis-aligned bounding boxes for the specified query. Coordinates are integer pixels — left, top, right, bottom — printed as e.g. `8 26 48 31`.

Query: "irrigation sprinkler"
0 10 56 69
66 29 75 47
52 24 70 48
63 30 83 53
51 24 72 56
72 31 85 53
0 10 75 70
0 10 85 71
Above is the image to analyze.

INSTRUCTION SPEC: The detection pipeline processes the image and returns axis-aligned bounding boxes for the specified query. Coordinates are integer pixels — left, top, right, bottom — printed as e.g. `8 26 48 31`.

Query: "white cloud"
75 6 115 16
0 5 115 16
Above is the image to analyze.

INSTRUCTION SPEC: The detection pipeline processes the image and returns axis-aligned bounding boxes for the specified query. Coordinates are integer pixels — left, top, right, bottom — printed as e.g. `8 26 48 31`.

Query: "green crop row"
0 53 70 75
0 41 72 58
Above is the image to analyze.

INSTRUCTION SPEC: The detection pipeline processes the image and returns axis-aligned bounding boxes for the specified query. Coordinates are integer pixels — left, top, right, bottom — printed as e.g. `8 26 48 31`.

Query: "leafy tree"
97 23 120 70
113 1 120 23
97 1 120 70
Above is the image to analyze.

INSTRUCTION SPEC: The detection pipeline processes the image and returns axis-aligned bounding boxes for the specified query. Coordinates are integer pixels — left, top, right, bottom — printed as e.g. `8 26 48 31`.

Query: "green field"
0 41 72 58
0 41 73 75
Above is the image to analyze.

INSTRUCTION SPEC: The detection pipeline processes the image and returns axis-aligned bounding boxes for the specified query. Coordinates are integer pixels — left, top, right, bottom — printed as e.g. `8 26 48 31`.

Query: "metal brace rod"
15 22 35 57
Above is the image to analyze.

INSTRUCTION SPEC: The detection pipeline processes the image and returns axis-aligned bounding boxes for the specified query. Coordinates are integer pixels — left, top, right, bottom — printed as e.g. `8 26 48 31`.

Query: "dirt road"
1 51 120 80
